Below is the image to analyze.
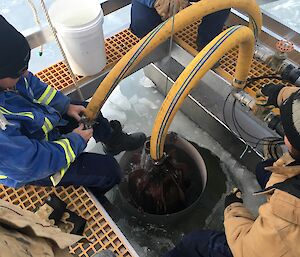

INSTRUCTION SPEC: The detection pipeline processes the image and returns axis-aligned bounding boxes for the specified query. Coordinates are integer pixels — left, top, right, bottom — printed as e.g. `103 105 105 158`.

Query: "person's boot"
103 120 146 155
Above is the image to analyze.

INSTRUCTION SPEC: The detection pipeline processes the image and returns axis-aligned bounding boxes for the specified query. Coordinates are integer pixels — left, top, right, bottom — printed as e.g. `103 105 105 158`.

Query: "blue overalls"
0 72 121 196
130 0 230 50
165 230 233 257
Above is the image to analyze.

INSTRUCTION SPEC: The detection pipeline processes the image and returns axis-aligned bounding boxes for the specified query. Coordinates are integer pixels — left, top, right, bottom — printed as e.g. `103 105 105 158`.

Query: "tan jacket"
0 199 82 257
154 0 189 20
224 153 300 257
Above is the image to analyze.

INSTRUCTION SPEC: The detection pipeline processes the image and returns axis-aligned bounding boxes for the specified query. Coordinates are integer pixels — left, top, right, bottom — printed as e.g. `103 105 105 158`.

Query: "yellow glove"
154 0 190 21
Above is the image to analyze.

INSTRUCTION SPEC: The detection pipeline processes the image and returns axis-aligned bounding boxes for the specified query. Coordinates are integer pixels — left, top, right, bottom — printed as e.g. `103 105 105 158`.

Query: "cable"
232 98 260 141
245 73 289 88
222 88 285 160
231 97 284 148
222 91 232 128
223 91 283 147
254 137 283 149
223 91 261 144
222 73 286 158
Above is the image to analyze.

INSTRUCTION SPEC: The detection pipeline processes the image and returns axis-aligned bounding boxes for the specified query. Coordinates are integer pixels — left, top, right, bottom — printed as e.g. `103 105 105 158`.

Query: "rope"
40 0 84 101
26 0 43 56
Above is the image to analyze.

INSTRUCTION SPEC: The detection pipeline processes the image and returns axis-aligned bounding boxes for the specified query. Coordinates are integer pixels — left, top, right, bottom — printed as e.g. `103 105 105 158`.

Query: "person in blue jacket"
130 0 230 50
0 15 146 197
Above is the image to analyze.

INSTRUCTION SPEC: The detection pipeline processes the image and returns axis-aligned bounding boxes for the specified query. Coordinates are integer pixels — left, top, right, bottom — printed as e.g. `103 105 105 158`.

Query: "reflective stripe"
50 139 76 186
24 77 34 98
0 175 7 179
0 106 34 119
54 138 76 164
50 164 70 186
41 117 53 140
37 85 56 105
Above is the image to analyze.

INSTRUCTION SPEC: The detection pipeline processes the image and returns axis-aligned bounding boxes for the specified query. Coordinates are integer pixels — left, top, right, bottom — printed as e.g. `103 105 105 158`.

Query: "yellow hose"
85 0 262 121
150 25 255 161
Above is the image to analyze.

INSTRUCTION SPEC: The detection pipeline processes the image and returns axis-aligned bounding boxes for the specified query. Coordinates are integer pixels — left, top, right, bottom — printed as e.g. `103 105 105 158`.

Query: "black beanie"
0 15 31 79
280 90 300 151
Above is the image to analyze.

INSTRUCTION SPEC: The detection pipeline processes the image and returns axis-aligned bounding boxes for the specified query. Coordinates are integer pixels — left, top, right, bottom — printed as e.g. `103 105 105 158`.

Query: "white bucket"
49 0 107 76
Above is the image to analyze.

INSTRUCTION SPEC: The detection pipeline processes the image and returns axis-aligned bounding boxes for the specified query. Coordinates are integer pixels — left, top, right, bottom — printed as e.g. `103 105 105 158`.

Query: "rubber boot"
58 210 86 235
103 120 146 155
35 194 67 225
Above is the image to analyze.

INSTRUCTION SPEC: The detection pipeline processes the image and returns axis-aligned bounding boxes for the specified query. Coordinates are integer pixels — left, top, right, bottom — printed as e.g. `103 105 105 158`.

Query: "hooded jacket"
224 86 300 257
0 72 86 188
224 151 300 257
224 153 300 257
0 199 81 257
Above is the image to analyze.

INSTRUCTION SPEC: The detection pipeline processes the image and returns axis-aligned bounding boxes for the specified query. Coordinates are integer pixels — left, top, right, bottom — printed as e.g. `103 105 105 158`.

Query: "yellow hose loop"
150 26 255 161
85 0 262 121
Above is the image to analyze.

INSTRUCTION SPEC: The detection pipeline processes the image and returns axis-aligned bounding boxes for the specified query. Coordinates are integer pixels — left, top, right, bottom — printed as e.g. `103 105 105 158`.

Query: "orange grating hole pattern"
174 21 292 97
0 185 133 257
35 29 140 91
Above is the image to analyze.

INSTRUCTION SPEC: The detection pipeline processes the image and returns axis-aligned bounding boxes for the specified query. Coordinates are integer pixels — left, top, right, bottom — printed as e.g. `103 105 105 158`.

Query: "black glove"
256 83 285 107
224 188 243 208
35 194 67 225
92 114 112 143
58 209 86 235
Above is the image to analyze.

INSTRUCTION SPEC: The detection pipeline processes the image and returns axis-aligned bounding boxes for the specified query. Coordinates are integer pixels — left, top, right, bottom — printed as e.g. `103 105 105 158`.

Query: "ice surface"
106 86 132 111
139 76 156 88
262 0 300 33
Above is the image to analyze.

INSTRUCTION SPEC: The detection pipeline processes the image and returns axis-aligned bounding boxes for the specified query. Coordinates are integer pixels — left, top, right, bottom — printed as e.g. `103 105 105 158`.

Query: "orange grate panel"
0 185 135 257
35 62 83 91
174 21 292 97
35 29 140 91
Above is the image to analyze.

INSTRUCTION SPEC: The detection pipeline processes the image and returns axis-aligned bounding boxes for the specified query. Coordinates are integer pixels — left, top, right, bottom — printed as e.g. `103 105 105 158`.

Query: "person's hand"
73 124 93 142
256 83 285 107
154 0 190 21
67 104 86 121
224 188 243 208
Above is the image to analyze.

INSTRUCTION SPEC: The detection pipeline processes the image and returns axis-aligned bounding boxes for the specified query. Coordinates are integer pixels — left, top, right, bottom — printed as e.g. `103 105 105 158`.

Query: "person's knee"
196 9 230 49
107 156 122 185
165 230 217 257
182 230 214 246
130 0 162 38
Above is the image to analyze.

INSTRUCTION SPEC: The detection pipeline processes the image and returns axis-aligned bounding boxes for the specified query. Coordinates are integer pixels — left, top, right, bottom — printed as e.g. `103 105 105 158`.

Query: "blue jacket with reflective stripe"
0 72 86 187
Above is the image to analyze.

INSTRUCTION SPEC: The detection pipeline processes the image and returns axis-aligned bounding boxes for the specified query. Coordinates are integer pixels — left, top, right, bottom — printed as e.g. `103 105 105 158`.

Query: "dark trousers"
255 158 274 189
31 104 121 197
130 0 230 49
165 230 233 257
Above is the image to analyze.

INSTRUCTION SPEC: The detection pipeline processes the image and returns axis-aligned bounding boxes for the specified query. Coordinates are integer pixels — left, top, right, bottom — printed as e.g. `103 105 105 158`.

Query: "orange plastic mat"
0 185 136 257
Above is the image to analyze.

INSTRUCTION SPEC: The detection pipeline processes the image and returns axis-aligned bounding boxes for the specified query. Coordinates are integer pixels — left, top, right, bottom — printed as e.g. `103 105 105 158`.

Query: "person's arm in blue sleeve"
135 0 156 8
24 71 70 114
0 131 86 184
